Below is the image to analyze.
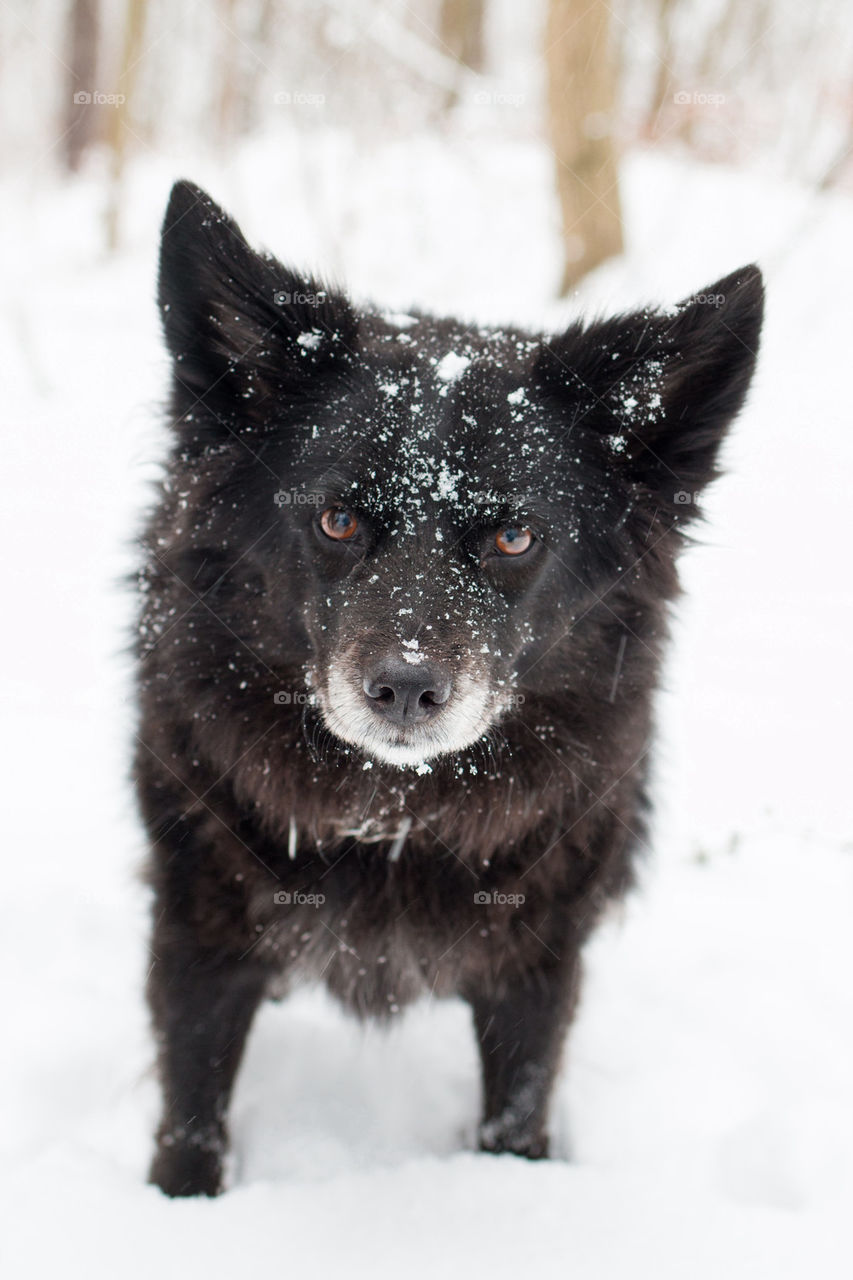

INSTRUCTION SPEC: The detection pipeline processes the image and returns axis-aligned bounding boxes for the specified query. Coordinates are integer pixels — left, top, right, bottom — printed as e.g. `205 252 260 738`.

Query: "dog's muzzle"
319 645 496 767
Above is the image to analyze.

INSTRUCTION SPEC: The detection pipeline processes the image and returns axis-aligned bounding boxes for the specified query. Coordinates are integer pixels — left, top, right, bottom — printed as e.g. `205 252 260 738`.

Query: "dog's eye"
495 526 533 556
320 507 358 540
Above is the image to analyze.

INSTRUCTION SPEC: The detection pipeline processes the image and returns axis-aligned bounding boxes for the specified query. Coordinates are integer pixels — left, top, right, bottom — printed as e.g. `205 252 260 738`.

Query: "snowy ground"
1 132 851 1277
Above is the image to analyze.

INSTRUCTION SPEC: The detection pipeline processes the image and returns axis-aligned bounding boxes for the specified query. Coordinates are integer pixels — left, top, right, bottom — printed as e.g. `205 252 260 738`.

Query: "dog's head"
156 181 763 769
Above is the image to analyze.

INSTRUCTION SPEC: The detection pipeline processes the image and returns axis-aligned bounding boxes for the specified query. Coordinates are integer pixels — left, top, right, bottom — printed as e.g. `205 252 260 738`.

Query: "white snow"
401 638 424 665
0 130 851 1279
434 351 471 382
296 329 323 351
381 310 418 329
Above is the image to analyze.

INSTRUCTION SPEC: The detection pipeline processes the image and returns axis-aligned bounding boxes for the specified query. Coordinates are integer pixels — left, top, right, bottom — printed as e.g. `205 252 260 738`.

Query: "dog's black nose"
363 658 451 726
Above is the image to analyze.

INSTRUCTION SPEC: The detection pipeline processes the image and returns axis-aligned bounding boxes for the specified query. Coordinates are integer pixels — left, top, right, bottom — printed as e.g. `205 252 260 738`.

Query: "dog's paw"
149 1131 226 1197
478 1117 550 1160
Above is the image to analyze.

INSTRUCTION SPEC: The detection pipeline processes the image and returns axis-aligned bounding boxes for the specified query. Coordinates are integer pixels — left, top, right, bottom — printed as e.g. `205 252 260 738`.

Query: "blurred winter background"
1 1 852 1276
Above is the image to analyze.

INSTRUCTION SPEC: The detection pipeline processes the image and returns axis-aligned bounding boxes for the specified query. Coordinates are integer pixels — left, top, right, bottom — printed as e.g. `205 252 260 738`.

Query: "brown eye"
320 507 358 540
495 526 533 556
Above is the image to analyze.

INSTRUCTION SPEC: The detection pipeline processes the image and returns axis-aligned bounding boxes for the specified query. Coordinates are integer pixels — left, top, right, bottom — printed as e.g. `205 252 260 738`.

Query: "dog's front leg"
466 950 582 1159
147 935 267 1197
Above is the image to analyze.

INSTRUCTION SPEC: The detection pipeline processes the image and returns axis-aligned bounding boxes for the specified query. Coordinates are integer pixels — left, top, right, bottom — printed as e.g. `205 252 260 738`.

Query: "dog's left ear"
158 180 357 432
538 265 764 512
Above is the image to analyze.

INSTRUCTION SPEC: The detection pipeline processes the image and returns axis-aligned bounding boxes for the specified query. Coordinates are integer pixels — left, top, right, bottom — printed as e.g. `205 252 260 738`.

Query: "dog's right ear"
158 180 356 430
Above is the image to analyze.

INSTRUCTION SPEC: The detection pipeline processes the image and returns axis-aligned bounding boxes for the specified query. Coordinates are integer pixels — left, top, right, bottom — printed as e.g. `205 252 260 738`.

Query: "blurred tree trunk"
545 0 624 294
63 0 100 172
216 0 240 146
438 0 485 109
439 0 485 69
104 0 148 251
646 0 679 140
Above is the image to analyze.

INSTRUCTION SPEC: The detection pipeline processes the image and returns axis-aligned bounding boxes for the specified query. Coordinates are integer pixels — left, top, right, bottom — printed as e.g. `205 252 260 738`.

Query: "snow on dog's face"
298 443 536 766
282 342 556 768
155 181 763 771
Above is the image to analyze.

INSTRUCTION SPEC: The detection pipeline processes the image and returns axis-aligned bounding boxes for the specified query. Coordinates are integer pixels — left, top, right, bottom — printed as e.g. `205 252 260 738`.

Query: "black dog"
137 180 763 1196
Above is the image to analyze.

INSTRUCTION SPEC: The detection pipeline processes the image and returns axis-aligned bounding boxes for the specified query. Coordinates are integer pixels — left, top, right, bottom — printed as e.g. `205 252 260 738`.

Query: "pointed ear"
158 180 357 430
537 265 764 514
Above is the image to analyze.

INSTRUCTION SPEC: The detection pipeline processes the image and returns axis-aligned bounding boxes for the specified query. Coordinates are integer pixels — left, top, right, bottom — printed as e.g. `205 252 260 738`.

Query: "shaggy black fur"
137 180 763 1196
